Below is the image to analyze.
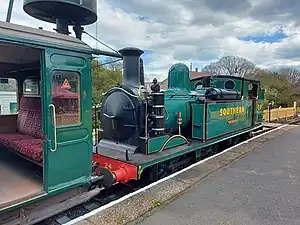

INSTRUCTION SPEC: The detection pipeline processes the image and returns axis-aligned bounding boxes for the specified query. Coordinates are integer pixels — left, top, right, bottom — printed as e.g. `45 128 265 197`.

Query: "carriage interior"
0 42 44 209
0 41 81 209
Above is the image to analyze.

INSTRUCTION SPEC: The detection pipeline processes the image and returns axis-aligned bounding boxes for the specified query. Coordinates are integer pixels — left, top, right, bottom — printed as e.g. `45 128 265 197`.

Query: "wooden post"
268 103 271 122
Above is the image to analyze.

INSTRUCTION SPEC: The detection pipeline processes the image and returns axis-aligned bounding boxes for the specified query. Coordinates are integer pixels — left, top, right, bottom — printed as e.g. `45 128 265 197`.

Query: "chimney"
195 68 198 72
118 47 144 88
190 63 192 71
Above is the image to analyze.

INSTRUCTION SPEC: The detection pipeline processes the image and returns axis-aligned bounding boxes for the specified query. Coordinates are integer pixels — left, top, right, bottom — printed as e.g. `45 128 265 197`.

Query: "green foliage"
253 69 294 108
92 59 123 104
91 58 123 129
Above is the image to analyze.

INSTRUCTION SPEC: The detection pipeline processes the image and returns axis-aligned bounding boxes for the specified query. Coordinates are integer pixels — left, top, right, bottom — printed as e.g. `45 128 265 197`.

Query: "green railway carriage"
0 20 100 223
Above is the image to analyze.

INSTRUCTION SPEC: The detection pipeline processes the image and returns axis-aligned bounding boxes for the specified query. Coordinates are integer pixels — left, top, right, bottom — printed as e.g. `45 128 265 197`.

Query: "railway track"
37 120 300 225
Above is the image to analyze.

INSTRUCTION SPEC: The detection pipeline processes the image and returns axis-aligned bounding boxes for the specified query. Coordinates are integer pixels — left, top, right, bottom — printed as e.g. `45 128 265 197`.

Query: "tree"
278 67 300 86
202 56 258 78
254 68 294 108
103 56 123 71
92 59 122 104
202 62 225 75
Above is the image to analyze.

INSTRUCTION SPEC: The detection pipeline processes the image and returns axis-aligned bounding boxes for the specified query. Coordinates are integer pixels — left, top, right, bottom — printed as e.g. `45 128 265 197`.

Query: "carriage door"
43 50 92 192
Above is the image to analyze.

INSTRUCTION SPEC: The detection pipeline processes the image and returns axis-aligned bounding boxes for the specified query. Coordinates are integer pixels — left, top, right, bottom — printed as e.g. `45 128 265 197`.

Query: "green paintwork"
255 88 265 125
191 76 244 94
9 102 18 113
209 76 243 93
164 89 194 129
195 149 201 158
137 124 262 177
43 49 92 192
191 103 204 140
167 63 190 91
258 88 265 100
50 53 87 67
192 100 254 140
147 135 187 154
206 100 252 140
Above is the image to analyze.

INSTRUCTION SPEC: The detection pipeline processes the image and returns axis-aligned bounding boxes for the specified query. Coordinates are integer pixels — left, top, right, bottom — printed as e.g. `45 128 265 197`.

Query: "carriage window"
0 78 18 114
52 70 80 126
23 79 40 95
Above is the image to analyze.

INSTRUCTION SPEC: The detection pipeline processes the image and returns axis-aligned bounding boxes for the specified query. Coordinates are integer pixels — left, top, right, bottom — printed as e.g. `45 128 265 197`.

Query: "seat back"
17 96 43 139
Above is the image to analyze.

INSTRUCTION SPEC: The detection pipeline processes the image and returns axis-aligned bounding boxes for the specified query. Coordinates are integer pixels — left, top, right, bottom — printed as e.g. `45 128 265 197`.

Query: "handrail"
49 104 57 152
92 48 123 58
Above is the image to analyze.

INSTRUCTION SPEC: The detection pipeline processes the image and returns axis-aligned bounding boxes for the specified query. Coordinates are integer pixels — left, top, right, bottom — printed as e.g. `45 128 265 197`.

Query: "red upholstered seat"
0 96 43 164
0 133 34 147
10 139 43 162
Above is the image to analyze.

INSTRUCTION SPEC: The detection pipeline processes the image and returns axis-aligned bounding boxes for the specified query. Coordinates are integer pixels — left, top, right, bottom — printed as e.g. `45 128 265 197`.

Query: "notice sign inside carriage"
62 79 71 89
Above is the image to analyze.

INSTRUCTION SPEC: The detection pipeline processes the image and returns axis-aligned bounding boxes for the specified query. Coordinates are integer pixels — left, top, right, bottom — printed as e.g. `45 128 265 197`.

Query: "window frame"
194 81 204 90
51 69 82 128
224 79 235 90
0 78 18 115
23 78 41 96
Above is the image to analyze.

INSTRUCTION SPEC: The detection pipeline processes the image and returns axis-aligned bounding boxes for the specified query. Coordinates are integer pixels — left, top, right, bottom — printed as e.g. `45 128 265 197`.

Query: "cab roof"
191 74 260 83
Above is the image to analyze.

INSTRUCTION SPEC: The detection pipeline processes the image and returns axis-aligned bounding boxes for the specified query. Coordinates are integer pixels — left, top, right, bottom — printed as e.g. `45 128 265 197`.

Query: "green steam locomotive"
94 47 264 187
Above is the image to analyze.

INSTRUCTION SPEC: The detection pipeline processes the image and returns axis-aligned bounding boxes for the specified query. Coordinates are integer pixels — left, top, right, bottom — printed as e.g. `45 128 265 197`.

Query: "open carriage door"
42 49 92 192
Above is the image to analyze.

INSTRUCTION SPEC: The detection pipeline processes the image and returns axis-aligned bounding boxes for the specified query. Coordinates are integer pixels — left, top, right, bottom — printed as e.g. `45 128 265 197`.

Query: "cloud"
0 0 299 82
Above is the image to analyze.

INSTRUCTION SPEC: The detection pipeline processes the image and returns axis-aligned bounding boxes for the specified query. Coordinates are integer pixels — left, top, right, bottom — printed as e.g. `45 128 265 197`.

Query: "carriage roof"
0 20 93 53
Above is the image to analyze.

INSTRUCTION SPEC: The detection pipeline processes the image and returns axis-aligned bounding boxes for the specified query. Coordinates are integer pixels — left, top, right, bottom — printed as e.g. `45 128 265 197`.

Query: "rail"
263 102 297 122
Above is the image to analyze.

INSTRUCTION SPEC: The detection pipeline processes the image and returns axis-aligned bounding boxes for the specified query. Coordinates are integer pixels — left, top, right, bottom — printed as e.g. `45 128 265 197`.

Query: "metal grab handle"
49 104 57 152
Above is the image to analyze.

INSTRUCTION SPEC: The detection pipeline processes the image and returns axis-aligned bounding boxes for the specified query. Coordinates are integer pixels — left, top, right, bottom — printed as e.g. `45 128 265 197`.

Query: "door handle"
49 104 57 152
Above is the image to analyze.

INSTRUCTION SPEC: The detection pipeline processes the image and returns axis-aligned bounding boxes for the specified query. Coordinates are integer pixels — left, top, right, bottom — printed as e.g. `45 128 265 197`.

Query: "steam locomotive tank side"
163 63 194 133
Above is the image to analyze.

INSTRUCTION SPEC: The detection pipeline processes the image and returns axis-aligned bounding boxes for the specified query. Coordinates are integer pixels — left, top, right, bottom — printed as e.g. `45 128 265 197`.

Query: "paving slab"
132 125 300 225
74 125 296 225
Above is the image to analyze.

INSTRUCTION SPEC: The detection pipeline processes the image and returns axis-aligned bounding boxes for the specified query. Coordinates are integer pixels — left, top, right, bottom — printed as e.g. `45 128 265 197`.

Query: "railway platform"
70 123 299 225
132 124 300 225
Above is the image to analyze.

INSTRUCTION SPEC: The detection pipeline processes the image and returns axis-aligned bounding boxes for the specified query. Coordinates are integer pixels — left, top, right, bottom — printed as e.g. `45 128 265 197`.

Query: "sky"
1 0 300 82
